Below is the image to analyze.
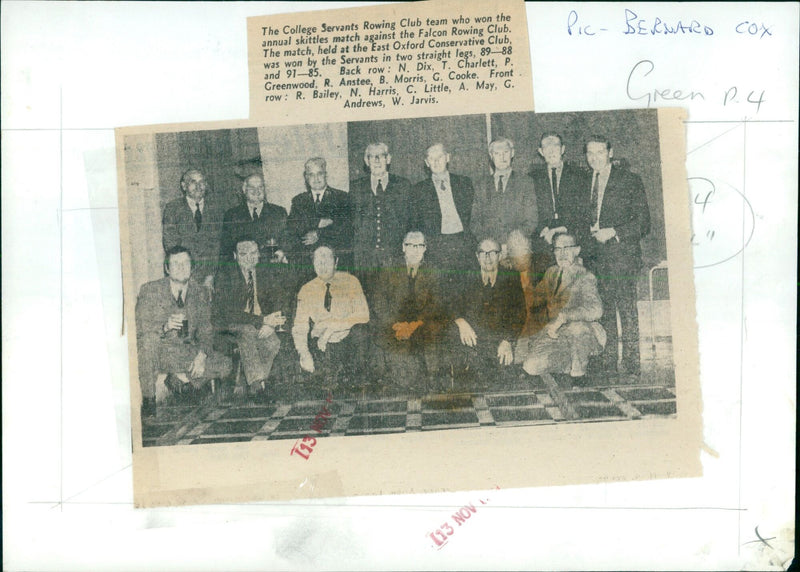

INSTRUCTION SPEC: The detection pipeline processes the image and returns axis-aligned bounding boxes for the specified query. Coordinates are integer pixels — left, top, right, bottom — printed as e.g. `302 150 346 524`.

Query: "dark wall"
156 128 262 213
346 114 490 185
491 109 666 269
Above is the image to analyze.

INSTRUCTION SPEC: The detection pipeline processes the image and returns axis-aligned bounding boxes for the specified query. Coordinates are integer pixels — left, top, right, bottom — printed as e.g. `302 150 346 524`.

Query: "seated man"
213 238 289 398
515 232 606 383
292 246 370 386
372 231 448 392
135 246 232 417
449 238 526 387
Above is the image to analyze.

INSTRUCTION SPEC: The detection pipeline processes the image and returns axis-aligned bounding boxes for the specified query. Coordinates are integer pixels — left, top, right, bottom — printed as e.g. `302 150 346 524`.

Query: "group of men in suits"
136 132 651 415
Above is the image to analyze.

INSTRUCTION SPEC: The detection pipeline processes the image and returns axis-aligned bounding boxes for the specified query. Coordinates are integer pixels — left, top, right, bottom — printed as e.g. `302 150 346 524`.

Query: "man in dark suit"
136 246 232 417
530 133 592 280
470 137 538 250
582 136 650 375
219 173 289 265
372 231 448 392
448 238 526 388
213 238 290 397
286 157 353 272
409 143 475 273
161 169 224 290
350 142 412 298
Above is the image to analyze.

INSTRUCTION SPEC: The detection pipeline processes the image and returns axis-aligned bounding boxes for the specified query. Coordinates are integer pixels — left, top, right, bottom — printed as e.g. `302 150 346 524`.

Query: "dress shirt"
186 197 204 216
247 201 263 220
591 164 612 227
431 173 464 234
371 174 389 195
493 168 512 193
481 270 497 287
169 280 187 305
292 271 369 354
312 188 327 204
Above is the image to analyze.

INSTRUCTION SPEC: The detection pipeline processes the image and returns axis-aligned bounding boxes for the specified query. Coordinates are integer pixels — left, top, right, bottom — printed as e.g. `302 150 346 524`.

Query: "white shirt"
241 267 262 316
493 168 512 193
431 173 464 234
591 164 612 228
186 196 204 215
371 174 389 195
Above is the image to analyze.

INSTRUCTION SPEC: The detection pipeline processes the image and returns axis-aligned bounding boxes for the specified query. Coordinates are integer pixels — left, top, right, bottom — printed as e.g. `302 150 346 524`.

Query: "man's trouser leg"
232 324 281 386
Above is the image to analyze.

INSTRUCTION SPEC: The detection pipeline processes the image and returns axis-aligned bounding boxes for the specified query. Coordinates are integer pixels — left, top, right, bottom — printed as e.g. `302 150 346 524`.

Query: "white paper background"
2 2 796 570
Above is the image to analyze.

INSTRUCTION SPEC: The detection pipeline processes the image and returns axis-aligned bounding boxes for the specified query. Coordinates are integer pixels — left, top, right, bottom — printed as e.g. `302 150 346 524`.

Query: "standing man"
409 143 475 272
162 169 223 290
219 172 289 265
448 238 526 389
349 142 412 297
531 133 591 278
582 136 650 375
470 137 538 251
287 157 353 271
515 232 606 385
213 238 289 398
136 246 232 416
292 246 370 386
372 231 448 392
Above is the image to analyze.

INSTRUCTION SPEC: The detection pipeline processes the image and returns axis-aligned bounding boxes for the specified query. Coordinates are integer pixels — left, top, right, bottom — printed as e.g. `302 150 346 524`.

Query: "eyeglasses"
477 250 500 256
553 245 578 252
404 243 426 249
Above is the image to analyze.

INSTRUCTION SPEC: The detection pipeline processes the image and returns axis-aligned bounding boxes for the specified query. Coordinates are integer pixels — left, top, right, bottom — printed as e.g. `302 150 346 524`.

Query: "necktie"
408 270 416 294
252 207 259 221
194 206 202 231
246 270 254 313
376 179 384 195
324 282 332 312
315 193 321 205
551 168 559 220
591 172 600 223
553 269 563 295
439 179 446 193
496 175 504 193
176 290 185 308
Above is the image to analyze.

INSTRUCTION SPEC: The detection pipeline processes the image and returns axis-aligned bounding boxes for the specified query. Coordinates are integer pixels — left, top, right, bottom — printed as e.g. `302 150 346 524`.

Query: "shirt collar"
186 196 204 211
494 168 512 180
371 174 389 192
432 172 450 187
481 270 497 286
169 279 187 299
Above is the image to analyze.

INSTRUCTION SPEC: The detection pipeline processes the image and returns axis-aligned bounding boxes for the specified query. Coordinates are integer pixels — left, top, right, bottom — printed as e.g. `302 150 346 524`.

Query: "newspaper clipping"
117 0 701 508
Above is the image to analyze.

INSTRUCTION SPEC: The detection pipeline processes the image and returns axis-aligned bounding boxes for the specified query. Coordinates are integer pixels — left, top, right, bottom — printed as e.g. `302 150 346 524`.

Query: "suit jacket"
219 201 289 262
409 173 474 239
584 165 651 274
529 260 605 346
350 174 412 269
212 263 292 331
373 259 448 339
162 197 224 279
530 162 592 239
455 269 525 344
470 170 538 245
135 277 213 355
287 187 353 258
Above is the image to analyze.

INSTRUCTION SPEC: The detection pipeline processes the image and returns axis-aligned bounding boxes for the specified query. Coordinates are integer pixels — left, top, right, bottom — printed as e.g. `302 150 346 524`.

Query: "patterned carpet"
141 371 677 447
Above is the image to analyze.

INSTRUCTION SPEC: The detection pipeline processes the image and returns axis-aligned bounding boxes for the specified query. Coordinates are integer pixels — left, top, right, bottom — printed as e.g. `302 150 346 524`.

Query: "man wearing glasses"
372 232 448 393
448 238 525 389
515 232 606 386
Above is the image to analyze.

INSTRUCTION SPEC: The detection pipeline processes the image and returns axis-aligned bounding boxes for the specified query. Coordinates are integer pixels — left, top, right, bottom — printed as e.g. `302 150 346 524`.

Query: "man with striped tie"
213 238 289 398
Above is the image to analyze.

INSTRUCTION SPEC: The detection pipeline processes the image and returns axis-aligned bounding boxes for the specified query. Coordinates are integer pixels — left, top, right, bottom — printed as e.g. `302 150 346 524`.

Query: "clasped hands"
258 311 286 338
392 320 422 341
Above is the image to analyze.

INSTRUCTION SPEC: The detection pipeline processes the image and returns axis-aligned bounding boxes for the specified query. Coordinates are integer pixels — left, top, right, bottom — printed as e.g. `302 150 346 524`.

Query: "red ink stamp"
426 486 500 549
290 393 334 460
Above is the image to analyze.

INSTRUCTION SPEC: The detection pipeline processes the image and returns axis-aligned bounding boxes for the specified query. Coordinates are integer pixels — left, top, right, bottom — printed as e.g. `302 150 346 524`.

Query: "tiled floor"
142 370 677 447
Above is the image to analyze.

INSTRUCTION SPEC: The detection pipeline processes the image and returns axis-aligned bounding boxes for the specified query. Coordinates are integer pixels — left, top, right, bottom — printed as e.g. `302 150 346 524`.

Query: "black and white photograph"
122 108 680 449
